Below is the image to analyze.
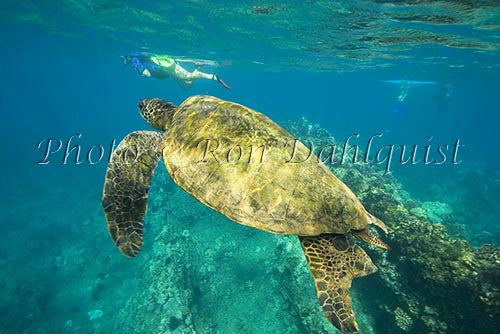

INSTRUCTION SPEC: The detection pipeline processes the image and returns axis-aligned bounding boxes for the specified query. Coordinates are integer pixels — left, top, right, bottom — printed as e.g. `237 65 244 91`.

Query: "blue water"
1 1 499 333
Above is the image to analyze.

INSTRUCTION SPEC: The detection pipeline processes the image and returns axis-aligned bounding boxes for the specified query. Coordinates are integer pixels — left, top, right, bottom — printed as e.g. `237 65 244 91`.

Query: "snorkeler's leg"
189 67 231 89
194 70 232 90
173 64 195 80
173 64 231 89
191 69 231 88
192 69 215 80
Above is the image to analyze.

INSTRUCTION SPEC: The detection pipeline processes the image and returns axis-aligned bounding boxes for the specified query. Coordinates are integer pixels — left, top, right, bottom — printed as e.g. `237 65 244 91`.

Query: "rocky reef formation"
11 118 497 334
100 117 500 333
79 118 500 334
284 118 500 333
113 172 337 333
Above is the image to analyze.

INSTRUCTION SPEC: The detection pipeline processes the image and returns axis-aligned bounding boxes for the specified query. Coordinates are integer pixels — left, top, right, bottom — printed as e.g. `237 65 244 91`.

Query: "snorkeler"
121 52 231 90
388 80 411 115
396 81 410 107
382 80 439 114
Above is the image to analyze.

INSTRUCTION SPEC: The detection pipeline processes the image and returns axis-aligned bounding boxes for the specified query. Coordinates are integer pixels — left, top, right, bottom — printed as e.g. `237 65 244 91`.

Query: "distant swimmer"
382 79 440 113
396 81 410 104
121 52 231 90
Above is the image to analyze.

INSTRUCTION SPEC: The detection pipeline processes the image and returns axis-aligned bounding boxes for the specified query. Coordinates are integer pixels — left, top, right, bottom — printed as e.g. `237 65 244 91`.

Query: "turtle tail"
352 227 391 251
367 212 389 234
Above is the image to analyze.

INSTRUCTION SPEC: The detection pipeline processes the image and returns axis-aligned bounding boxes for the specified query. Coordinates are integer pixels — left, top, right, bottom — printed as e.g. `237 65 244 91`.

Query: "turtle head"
138 98 177 130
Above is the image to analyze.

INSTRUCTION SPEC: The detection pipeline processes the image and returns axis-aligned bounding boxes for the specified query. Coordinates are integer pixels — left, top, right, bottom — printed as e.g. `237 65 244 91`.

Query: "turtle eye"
138 101 144 109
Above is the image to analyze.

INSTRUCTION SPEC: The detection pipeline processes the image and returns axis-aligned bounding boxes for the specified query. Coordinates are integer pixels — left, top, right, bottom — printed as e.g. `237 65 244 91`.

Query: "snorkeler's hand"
142 69 151 77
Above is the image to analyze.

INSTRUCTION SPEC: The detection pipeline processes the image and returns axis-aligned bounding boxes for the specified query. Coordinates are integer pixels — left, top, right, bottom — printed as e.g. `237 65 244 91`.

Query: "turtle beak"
138 99 145 110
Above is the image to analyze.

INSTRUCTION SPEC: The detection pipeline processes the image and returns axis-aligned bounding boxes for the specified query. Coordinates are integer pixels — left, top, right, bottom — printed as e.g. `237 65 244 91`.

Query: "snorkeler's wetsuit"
125 51 231 89
129 52 176 79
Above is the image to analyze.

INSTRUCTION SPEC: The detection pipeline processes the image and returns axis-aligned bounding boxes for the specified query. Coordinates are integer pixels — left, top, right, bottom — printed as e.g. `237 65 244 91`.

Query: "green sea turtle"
102 95 391 333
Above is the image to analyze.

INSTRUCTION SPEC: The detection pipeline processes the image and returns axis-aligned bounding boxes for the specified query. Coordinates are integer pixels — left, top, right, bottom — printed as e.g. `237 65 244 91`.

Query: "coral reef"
92 117 500 333
284 118 500 333
410 201 453 223
1 118 498 334
393 307 413 332
114 173 335 333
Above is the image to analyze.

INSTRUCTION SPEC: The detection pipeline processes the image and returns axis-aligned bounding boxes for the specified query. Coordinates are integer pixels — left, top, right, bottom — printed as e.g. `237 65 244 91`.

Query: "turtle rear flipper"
102 131 164 257
300 235 377 333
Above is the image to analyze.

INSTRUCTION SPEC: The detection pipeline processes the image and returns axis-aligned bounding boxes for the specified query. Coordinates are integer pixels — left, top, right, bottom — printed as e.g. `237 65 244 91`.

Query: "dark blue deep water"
1 1 499 334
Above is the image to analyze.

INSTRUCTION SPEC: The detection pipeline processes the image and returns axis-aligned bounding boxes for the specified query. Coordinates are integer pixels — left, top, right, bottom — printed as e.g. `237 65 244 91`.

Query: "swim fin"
214 74 231 90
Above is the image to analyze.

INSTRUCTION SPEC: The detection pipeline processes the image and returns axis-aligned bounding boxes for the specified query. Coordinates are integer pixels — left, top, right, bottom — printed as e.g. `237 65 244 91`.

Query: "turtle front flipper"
300 234 377 333
102 130 164 257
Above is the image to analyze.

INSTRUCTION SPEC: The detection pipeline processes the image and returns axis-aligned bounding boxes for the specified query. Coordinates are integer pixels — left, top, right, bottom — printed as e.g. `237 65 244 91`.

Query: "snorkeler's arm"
120 55 129 66
131 57 146 73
